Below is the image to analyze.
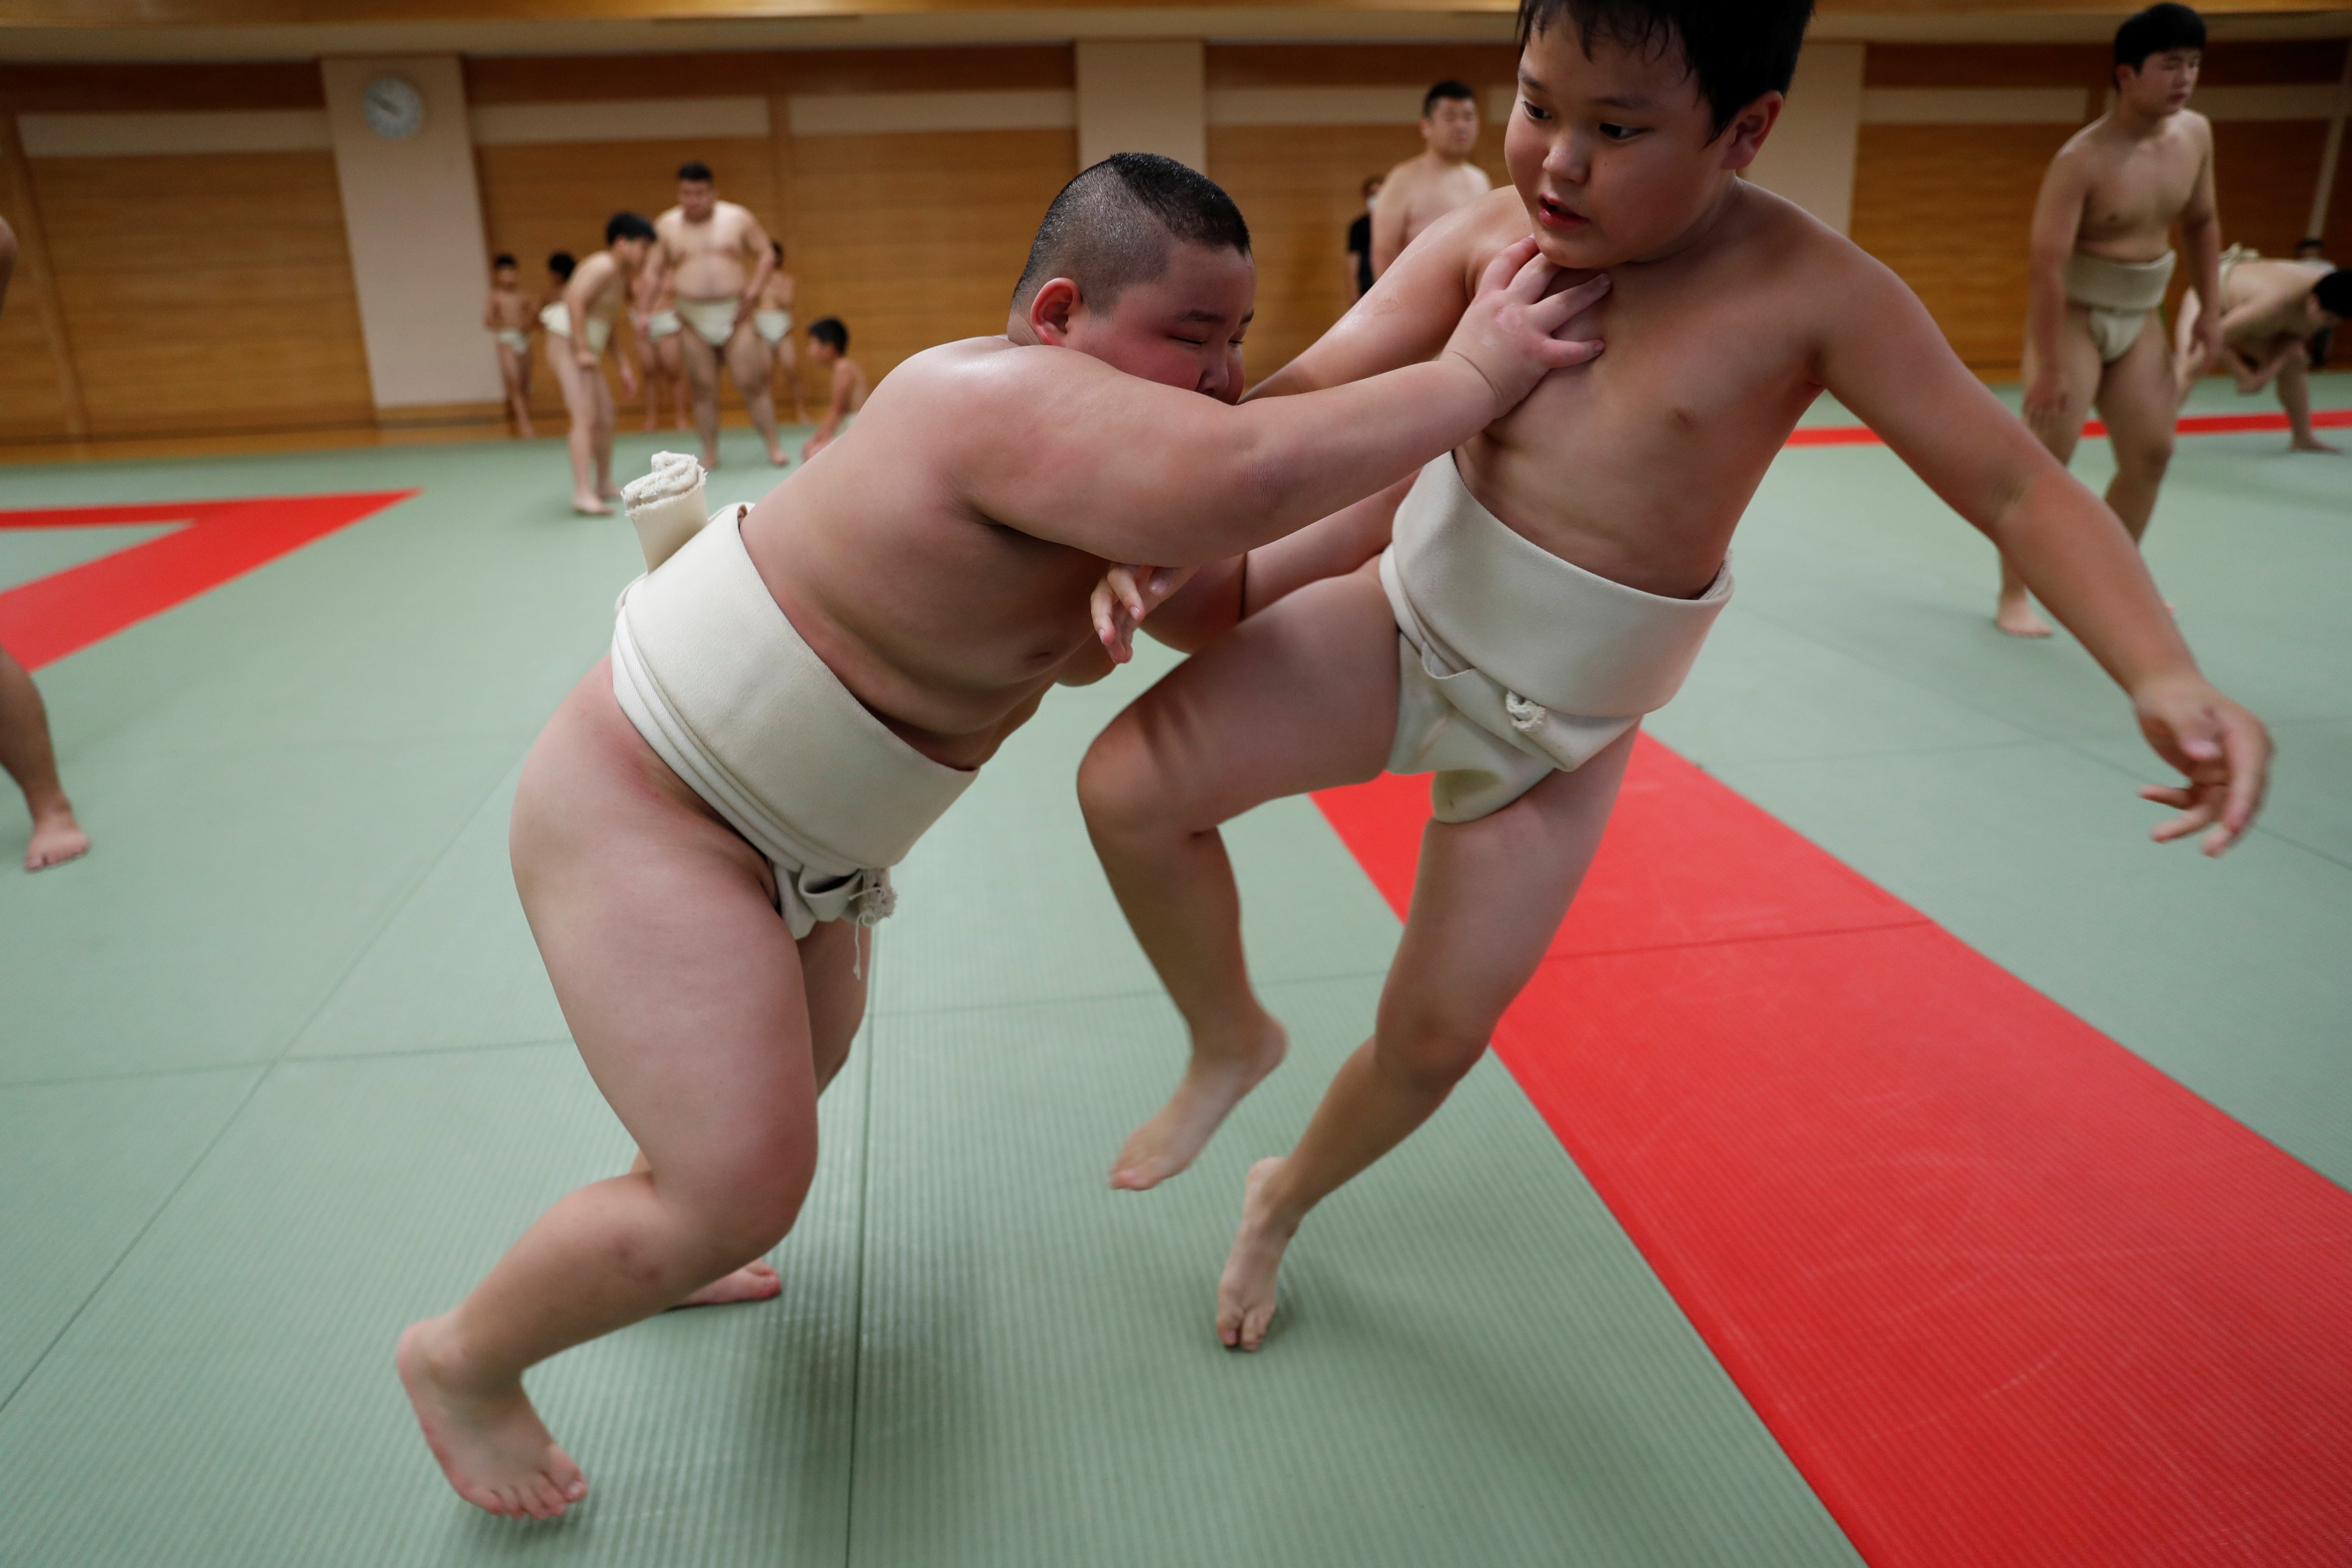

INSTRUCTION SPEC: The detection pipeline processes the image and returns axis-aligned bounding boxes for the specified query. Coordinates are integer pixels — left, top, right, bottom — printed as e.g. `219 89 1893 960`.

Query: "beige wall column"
321 55 502 413
1076 40 1206 172
1746 41 1863 235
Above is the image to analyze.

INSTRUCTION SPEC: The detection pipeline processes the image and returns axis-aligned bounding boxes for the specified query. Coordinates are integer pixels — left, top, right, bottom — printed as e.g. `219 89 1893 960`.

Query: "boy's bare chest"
2079 136 2199 241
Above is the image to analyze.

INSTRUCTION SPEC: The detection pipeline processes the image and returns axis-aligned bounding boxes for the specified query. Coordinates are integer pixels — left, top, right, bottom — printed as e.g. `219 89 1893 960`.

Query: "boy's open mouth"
1536 194 1589 232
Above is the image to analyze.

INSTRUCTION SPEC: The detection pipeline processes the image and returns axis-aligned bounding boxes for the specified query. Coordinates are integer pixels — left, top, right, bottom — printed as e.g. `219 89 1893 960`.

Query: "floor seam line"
0 1060 276 1415
1538 917 1938 969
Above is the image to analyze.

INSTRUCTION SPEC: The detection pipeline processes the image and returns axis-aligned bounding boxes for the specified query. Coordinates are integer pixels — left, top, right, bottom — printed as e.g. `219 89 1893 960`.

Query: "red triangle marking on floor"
0 492 415 671
1316 742 2352 1566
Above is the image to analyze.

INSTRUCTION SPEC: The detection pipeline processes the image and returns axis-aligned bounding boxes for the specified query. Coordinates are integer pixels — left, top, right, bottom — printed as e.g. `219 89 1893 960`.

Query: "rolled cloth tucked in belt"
754 309 791 344
1380 453 1732 823
610 502 977 937
539 302 569 337
621 450 709 571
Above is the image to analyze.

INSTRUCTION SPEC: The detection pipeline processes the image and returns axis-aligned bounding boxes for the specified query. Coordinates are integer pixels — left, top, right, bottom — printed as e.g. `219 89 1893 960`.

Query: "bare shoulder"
1441 188 1538 276
1727 187 1915 339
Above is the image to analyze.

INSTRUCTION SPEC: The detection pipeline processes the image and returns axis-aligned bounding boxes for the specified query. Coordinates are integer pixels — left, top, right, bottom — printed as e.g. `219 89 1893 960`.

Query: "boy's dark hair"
1423 79 1478 116
2315 269 2352 320
2115 4 2205 78
1362 174 1383 197
547 250 576 281
1012 152 1251 312
606 211 656 245
492 253 517 270
808 316 849 352
677 160 714 183
1516 0 1814 138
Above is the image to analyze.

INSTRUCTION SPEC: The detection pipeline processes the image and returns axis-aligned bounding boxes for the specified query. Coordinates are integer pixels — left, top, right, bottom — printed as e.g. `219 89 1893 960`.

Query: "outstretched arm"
1254 202 1486 402
948 243 1602 568
1822 251 2269 854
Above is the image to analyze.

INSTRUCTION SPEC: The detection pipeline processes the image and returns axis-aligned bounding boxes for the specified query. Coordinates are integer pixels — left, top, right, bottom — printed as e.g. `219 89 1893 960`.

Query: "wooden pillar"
0 110 88 439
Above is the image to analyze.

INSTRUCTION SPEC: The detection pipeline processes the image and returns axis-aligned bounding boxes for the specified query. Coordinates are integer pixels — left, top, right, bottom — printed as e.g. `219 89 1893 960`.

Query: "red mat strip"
0 492 413 670
1315 741 2352 1566
1787 406 2352 447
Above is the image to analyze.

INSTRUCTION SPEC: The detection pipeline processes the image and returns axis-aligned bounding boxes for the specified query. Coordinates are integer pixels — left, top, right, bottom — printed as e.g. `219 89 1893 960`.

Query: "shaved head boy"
396 153 1605 1521
1078 0 2271 1353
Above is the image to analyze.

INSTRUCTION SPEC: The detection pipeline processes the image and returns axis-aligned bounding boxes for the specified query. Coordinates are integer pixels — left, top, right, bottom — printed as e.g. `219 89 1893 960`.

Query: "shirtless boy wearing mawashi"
483 254 537 440
1078 0 2272 1353
799 315 866 460
2175 246 2350 452
1372 80 1493 279
1999 3 2220 638
544 214 652 515
754 241 811 425
630 257 688 435
395 153 1605 1521
652 161 790 469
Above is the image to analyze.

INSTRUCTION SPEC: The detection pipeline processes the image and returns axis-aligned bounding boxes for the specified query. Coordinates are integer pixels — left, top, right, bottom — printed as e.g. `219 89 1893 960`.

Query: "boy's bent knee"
1077 720 1173 838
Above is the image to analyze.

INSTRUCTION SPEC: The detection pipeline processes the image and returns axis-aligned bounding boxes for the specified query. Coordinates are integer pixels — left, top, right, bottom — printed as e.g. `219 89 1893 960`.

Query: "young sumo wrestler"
395 153 1604 1521
1078 0 2272 1352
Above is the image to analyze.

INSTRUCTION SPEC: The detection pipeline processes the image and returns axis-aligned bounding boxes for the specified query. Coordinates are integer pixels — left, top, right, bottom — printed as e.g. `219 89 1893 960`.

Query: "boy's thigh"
1113 565 1400 821
1382 727 1637 1044
515 681 817 1171
2094 321 2179 441
724 330 770 385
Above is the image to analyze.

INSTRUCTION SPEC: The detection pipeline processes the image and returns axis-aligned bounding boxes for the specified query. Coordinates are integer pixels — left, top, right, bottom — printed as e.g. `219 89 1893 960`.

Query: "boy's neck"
2109 96 2173 138
1616 174 1746 271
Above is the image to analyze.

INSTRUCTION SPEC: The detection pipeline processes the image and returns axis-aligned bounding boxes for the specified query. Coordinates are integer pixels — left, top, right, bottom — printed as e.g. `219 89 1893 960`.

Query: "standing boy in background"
631 259 687 434
799 316 866 460
754 242 810 426
484 254 537 441
652 162 790 470
547 216 654 515
1999 3 2219 638
1346 175 1382 302
1371 80 1491 278
0 217 90 872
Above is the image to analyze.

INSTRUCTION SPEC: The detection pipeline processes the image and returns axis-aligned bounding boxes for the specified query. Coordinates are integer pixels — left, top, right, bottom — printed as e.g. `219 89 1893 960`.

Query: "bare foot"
766 445 789 467
517 418 536 441
398 1317 587 1520
1109 1016 1286 1191
2290 435 2341 454
25 808 89 872
1995 593 2052 638
670 1260 781 1308
1217 1158 1296 1351
570 494 610 517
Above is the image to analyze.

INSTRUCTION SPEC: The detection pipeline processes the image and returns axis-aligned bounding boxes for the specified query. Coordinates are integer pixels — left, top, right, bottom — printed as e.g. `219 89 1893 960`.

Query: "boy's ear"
1717 91 1784 172
1026 277 1082 345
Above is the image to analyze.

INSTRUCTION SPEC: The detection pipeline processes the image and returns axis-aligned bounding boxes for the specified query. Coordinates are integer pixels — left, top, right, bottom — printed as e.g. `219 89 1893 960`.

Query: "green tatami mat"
0 1044 867 1568
0 387 2343 1565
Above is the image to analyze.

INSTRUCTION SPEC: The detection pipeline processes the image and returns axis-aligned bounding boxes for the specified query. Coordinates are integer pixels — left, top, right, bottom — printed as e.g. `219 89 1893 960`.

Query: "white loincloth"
676 297 741 346
645 309 682 342
754 309 792 345
1379 454 1732 823
538 302 611 355
2065 251 2175 364
610 471 975 938
493 328 530 353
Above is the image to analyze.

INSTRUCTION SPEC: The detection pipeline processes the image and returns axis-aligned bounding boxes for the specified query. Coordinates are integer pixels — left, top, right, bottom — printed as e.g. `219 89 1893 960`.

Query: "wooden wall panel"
28 150 371 435
1206 43 1520 90
2212 119 2331 257
1850 122 2077 373
464 46 1072 104
475 134 777 418
0 117 79 441
786 127 1075 383
1208 122 1509 384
